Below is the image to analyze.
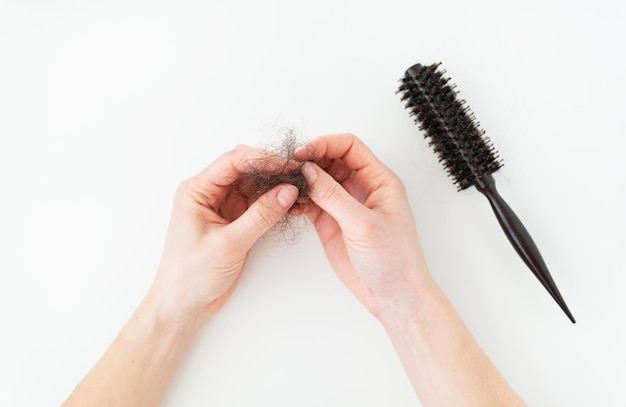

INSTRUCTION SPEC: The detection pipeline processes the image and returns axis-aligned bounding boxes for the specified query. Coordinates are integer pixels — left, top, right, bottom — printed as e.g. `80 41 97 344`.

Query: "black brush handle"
475 175 575 323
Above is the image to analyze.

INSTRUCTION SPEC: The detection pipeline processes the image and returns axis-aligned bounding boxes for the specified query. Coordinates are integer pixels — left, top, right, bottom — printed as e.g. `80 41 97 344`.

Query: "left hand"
147 145 298 326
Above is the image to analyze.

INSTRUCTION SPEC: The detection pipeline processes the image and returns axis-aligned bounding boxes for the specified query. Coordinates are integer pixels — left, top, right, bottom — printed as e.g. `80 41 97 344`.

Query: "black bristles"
398 63 576 323
397 63 502 190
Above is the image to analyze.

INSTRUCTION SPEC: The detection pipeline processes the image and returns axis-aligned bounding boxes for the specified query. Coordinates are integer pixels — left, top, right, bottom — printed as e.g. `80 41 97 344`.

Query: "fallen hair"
234 129 315 203
233 129 318 239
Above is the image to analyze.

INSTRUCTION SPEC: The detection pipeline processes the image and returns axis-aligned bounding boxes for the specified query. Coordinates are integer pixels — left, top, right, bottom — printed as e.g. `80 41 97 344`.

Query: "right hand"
297 134 432 320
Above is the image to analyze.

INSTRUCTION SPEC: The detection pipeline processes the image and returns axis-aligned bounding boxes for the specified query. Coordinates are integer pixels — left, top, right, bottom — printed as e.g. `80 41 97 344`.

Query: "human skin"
297 134 526 406
62 146 300 406
62 135 526 407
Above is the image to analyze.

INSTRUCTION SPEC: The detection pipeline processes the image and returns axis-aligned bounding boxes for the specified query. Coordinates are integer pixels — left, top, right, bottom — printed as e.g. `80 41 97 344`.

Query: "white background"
1 0 625 406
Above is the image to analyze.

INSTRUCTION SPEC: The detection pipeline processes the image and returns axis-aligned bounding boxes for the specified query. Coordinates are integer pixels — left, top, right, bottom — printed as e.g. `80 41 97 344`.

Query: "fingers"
296 133 380 172
225 183 298 248
296 134 399 204
194 145 262 187
301 162 367 228
185 145 293 210
200 145 297 187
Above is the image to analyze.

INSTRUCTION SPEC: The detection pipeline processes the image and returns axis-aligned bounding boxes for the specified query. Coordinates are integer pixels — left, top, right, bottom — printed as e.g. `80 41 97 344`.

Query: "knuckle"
318 181 342 205
251 200 280 230
173 178 194 206
339 132 360 146
233 144 251 151
388 172 408 196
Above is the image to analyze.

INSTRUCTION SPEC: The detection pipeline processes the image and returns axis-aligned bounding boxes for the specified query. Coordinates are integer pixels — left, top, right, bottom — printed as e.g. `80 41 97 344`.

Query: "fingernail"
277 185 298 209
301 162 318 183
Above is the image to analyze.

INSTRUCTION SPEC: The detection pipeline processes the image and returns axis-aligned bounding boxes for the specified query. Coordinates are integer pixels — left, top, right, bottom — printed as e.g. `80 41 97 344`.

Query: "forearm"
62 292 202 407
380 275 526 407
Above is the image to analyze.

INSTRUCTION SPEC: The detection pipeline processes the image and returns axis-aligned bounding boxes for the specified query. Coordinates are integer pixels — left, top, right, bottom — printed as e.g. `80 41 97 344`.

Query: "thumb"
301 162 366 226
227 184 298 248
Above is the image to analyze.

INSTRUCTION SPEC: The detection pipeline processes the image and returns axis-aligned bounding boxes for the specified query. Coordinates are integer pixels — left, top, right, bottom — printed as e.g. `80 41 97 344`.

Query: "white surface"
1 1 625 405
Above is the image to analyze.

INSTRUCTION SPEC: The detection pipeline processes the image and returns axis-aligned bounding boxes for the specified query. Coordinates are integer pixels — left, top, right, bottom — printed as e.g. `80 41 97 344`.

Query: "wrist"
141 286 207 336
376 274 446 335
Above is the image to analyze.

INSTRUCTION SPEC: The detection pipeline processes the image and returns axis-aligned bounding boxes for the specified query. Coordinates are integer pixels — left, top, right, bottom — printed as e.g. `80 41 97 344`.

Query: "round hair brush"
398 62 575 323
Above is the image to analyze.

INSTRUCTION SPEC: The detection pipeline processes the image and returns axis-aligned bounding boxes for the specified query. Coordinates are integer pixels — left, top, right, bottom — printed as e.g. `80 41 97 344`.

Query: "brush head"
398 62 503 190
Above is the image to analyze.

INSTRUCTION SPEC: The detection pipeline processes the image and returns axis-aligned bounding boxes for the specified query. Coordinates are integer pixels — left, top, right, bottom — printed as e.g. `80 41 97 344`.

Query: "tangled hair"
235 131 310 206
233 129 321 239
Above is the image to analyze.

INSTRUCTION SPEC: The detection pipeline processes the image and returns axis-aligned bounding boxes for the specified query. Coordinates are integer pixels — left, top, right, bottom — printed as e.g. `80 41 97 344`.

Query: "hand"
148 145 299 326
298 134 431 319
63 137 525 407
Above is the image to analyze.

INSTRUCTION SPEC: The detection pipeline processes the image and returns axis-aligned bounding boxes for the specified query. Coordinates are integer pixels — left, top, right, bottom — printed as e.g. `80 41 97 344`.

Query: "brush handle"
475 174 575 323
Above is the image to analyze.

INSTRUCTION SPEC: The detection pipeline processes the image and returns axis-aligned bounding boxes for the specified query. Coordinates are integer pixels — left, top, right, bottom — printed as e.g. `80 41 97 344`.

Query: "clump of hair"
233 129 316 239
235 130 309 205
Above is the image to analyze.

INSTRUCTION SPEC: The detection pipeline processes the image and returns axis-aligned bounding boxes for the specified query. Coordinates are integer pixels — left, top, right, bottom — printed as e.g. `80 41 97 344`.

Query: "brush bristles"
398 62 502 190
